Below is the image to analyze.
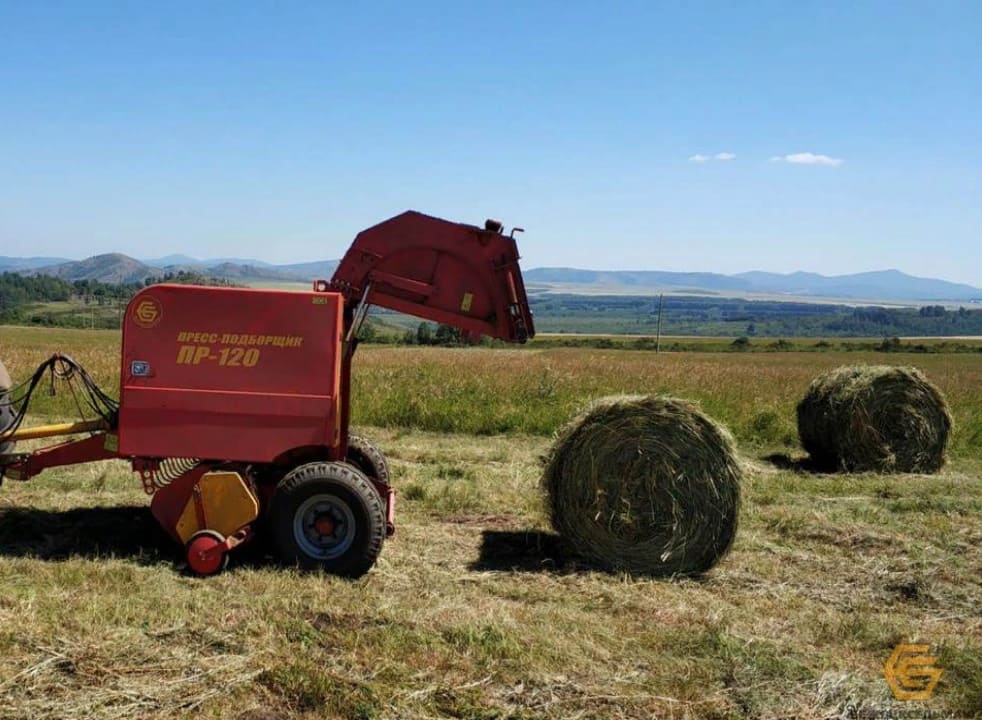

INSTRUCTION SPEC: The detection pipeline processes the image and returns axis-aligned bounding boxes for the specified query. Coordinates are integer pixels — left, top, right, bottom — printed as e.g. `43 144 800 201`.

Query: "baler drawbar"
0 211 535 576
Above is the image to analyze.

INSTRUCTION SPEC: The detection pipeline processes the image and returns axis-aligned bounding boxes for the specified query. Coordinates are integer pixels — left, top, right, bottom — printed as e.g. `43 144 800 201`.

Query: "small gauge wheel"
186 530 230 576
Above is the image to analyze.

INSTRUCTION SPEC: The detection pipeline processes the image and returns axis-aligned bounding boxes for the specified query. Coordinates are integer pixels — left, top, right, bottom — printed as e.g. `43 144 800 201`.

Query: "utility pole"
655 293 664 353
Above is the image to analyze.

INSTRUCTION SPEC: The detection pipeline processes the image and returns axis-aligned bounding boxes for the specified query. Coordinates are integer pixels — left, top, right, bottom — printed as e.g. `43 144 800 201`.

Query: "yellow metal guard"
174 471 260 544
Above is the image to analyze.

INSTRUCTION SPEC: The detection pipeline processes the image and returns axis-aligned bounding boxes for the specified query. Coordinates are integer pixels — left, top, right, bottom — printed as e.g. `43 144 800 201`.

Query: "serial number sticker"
460 292 474 313
176 346 260 367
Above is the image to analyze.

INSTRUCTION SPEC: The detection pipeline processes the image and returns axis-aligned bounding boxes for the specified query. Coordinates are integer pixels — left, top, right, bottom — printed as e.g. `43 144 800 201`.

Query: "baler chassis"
0 211 534 576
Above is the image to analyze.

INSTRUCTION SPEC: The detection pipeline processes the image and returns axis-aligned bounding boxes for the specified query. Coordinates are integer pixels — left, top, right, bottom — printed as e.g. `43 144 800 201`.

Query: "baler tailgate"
330 211 535 343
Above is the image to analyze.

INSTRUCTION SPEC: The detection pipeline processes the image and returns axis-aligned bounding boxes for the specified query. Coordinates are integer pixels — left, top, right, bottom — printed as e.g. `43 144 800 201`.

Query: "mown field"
0 326 980 719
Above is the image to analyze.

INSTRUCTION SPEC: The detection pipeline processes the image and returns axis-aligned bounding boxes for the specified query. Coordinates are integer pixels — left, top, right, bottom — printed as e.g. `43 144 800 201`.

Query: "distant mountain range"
1 253 979 302
523 267 982 302
0 254 339 285
0 255 74 271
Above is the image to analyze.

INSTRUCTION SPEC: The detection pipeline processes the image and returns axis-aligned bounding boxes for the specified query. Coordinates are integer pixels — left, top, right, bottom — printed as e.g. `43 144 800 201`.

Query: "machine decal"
132 296 163 328
175 331 304 347
460 292 474 312
176 345 261 366
173 332 306 367
131 360 151 376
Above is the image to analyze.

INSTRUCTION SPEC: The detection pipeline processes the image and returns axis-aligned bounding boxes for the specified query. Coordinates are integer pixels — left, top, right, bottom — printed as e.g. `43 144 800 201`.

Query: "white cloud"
689 152 735 163
770 152 844 167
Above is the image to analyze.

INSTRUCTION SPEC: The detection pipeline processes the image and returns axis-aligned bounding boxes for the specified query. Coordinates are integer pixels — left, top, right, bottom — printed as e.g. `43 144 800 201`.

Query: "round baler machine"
0 212 535 576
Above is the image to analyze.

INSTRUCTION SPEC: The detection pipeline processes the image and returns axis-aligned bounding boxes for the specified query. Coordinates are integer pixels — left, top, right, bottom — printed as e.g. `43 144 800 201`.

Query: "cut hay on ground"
542 395 742 576
797 365 952 473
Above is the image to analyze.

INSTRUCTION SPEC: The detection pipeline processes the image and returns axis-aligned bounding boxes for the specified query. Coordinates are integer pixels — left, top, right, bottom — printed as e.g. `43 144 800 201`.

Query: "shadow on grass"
469 529 568 573
0 503 276 571
470 530 571 572
470 529 715 580
761 452 834 474
0 504 174 564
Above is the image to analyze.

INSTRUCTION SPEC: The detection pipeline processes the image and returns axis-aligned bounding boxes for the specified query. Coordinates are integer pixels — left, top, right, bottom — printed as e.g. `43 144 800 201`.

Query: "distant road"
535 332 981 341
900 336 982 341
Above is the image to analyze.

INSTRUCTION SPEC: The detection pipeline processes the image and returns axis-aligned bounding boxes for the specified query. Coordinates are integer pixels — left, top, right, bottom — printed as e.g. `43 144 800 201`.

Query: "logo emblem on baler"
132 297 163 328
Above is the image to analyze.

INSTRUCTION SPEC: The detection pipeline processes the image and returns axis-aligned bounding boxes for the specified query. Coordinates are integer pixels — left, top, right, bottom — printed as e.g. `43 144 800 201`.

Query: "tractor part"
0 404 13 464
269 461 386 577
0 359 13 457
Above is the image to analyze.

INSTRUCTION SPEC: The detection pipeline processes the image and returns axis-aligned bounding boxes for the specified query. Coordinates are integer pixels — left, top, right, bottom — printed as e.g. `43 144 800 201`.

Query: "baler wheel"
346 434 390 485
186 530 230 576
269 461 385 577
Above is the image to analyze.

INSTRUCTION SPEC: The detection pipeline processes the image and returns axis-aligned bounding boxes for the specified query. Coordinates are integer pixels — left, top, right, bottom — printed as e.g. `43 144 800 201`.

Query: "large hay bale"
542 395 742 576
797 365 952 473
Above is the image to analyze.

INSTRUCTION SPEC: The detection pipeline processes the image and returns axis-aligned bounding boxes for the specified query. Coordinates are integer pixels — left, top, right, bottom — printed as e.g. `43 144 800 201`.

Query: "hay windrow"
542 395 742 576
797 365 952 473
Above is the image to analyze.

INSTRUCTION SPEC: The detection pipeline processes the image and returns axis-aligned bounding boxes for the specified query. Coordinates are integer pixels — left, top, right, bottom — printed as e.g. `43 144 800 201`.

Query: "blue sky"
1 2 979 284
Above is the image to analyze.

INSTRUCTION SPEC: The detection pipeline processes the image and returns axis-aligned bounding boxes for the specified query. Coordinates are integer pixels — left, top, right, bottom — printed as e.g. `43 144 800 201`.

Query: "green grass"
0 326 980 719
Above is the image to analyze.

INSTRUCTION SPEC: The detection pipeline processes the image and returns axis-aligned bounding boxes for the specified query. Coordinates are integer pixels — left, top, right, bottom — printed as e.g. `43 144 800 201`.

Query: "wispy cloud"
689 152 735 163
770 152 844 167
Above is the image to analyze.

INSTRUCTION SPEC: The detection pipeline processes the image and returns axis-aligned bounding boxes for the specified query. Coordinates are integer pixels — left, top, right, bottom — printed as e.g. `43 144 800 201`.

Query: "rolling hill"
20 254 310 285
0 255 73 272
524 267 982 302
37 254 156 284
7 253 980 302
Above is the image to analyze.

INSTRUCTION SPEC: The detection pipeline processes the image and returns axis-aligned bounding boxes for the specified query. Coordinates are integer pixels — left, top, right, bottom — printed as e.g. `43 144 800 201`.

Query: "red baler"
0 211 535 576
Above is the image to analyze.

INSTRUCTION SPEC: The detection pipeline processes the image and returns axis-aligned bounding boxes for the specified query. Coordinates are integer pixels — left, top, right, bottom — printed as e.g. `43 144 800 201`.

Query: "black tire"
346 434 390 485
269 461 385 577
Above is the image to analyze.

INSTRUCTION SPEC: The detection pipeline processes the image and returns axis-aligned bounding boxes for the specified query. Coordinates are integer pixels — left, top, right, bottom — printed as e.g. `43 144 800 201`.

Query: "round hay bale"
797 365 952 473
542 395 742 576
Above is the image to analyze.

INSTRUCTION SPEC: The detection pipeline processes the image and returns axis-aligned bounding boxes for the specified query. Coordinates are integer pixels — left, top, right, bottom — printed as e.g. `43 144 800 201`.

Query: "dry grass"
2 326 981 457
0 326 980 719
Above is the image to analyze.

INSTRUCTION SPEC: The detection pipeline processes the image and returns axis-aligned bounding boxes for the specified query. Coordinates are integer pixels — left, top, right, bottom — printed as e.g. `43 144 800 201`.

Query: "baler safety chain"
0 354 119 444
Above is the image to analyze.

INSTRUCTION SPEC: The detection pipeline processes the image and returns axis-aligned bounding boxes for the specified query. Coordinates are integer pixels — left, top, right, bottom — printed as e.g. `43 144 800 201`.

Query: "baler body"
119 285 344 463
0 210 535 576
